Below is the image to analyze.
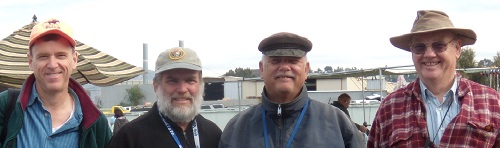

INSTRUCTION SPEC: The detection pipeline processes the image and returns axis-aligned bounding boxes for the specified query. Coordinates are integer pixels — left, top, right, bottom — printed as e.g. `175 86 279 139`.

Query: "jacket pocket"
388 128 413 147
466 122 497 147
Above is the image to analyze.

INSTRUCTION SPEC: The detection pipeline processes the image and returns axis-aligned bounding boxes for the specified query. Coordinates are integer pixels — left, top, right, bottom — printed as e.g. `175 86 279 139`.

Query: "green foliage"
334 66 344 72
494 51 500 67
324 66 333 73
478 59 494 67
125 85 144 106
457 47 476 69
315 68 322 73
456 47 476 82
223 67 257 78
456 47 490 85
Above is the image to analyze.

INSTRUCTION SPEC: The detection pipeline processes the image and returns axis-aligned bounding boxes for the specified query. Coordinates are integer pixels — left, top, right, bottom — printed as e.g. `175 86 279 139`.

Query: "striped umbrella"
0 18 145 88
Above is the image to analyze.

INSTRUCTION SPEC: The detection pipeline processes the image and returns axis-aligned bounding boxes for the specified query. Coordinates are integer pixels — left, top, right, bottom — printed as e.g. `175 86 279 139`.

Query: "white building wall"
242 80 264 99
367 79 387 90
316 79 344 90
346 77 363 90
224 82 240 100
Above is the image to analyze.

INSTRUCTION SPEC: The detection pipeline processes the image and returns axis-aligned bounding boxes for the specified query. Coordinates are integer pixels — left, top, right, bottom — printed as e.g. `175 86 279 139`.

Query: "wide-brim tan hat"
390 10 477 51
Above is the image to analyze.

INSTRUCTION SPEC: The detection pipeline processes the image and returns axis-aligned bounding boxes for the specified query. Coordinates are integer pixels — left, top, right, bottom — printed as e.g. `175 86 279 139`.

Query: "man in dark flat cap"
219 32 364 148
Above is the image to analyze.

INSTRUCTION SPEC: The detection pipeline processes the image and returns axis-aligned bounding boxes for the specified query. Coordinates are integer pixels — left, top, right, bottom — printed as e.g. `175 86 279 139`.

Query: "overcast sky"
1 0 499 77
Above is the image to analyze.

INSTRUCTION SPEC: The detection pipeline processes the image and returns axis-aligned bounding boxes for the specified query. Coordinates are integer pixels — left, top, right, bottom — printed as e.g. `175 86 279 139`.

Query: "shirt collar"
28 82 81 114
419 77 458 102
28 83 39 106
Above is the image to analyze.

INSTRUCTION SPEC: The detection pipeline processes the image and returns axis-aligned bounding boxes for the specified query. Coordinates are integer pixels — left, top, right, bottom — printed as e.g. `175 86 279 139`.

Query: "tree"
324 66 333 73
125 85 144 106
315 68 323 73
478 58 493 68
223 67 257 78
456 47 487 84
225 70 235 76
334 66 344 72
494 51 500 67
457 47 476 69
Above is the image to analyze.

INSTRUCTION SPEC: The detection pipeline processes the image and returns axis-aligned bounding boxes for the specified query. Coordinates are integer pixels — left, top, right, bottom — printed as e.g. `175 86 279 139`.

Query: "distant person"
109 115 116 127
0 18 111 147
368 10 500 147
331 93 368 133
108 47 222 147
219 32 364 147
112 108 129 135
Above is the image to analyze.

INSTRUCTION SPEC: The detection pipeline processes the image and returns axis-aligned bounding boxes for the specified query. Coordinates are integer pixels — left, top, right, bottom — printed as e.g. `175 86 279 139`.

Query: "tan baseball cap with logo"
29 18 76 47
155 47 202 74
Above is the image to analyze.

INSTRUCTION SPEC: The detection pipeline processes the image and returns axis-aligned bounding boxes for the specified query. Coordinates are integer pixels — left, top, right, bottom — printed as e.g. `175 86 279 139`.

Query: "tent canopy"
0 17 145 88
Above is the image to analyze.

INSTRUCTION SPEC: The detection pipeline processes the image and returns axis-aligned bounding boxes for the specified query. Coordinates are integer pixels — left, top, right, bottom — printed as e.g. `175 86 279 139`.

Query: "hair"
260 55 309 66
114 108 124 118
29 34 75 55
338 93 351 102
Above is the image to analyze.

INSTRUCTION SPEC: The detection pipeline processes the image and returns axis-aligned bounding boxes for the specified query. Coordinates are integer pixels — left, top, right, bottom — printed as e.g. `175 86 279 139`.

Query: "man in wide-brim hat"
368 10 500 147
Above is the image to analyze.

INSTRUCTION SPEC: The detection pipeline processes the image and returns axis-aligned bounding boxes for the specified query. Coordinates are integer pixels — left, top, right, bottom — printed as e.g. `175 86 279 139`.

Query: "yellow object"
101 106 131 115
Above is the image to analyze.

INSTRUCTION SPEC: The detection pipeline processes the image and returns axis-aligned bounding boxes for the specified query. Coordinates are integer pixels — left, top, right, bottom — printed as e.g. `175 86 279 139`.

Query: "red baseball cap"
29 18 76 47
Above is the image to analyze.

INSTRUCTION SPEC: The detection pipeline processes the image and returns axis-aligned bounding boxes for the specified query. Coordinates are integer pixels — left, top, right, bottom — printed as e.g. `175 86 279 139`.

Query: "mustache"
164 93 194 100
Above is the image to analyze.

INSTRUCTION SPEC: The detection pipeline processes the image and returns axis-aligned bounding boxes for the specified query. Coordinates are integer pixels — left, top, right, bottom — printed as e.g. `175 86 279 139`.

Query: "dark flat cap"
258 32 312 57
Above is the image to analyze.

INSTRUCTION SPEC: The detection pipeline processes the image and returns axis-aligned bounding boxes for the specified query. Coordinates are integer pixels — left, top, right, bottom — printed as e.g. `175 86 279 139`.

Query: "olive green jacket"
0 74 111 148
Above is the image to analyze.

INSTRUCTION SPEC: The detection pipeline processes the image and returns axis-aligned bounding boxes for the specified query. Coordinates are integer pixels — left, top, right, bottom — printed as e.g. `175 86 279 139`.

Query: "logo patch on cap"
45 19 61 29
168 48 185 60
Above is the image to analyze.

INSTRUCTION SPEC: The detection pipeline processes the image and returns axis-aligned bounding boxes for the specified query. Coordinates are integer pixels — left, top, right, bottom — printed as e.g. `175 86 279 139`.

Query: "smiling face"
259 56 310 103
154 69 203 123
28 35 77 94
410 30 461 84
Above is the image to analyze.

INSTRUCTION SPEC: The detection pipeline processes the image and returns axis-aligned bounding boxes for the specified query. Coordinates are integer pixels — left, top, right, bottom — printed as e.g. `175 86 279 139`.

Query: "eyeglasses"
409 38 457 54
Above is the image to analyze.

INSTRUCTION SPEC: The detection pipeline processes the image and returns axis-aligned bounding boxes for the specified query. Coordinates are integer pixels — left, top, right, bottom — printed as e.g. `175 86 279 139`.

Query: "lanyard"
159 111 200 148
262 99 310 148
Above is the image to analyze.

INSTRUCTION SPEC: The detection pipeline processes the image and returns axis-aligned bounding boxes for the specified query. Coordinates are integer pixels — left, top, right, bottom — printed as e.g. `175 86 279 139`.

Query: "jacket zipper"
277 104 283 148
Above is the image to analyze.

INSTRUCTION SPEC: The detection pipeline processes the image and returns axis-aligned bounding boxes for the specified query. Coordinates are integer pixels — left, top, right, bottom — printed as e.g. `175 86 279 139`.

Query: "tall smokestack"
143 43 148 84
179 40 184 48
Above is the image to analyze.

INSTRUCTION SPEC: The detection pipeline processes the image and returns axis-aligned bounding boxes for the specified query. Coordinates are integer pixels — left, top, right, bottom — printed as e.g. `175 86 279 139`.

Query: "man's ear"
455 38 462 59
305 61 310 75
72 51 78 69
27 52 33 71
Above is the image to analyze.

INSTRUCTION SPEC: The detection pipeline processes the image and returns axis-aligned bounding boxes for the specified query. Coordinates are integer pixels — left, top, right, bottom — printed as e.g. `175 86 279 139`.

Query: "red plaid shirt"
368 77 500 148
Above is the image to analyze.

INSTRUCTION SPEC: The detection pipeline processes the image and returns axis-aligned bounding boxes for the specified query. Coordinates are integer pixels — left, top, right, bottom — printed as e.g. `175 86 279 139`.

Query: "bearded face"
154 69 204 123
156 84 204 123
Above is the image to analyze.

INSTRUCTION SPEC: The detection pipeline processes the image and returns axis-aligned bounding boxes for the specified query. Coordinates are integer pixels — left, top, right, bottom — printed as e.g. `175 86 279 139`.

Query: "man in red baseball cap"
0 18 111 148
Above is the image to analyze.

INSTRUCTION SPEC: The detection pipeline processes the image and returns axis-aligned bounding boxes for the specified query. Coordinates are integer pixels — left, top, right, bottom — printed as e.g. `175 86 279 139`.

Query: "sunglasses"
409 38 457 54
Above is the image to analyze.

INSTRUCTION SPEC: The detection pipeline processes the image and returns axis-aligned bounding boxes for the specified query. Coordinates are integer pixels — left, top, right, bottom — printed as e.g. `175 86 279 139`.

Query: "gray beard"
156 86 203 123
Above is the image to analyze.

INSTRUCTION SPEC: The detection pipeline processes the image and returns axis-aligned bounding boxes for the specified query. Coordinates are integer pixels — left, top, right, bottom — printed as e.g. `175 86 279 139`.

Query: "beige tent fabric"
0 19 144 88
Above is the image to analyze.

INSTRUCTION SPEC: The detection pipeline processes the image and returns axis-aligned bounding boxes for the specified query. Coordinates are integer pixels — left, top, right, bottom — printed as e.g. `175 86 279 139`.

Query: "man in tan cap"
368 10 500 147
219 32 364 148
0 18 112 147
108 47 222 148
